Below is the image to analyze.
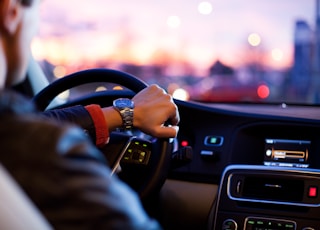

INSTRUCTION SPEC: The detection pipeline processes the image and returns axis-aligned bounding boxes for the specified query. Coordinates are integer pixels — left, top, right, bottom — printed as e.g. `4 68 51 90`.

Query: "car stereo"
263 138 310 168
211 165 320 229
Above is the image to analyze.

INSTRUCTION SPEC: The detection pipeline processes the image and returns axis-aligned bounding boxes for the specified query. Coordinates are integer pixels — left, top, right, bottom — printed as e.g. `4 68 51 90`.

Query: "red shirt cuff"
85 104 109 147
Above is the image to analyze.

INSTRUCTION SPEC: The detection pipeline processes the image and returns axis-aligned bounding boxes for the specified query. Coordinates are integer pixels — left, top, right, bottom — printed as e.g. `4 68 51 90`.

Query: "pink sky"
32 0 315 76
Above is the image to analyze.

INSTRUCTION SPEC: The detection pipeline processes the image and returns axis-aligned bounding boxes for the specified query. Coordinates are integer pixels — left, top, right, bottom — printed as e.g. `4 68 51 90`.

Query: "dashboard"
170 100 320 183
164 99 320 229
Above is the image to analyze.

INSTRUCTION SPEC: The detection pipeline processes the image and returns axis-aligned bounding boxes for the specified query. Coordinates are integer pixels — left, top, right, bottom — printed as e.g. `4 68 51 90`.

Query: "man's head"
0 0 41 89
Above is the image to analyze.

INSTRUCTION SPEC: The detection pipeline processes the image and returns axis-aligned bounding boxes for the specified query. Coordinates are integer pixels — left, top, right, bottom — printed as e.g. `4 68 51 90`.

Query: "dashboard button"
308 186 318 198
222 219 237 230
204 136 223 146
200 150 214 156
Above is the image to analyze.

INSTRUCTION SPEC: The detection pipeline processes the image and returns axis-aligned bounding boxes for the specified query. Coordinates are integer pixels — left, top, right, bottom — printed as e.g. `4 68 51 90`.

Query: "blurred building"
290 20 313 102
290 0 320 103
309 0 320 102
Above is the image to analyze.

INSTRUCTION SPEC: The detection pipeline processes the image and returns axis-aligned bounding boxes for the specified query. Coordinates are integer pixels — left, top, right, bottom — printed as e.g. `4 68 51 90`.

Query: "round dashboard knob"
222 219 237 230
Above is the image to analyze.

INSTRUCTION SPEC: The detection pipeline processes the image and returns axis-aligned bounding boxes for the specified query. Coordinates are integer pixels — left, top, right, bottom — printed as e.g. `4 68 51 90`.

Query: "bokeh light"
172 88 190 101
248 33 261 47
198 1 213 15
167 16 181 28
271 48 284 61
257 84 270 99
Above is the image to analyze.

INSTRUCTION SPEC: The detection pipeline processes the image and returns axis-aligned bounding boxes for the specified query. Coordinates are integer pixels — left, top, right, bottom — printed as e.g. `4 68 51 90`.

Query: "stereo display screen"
264 138 310 168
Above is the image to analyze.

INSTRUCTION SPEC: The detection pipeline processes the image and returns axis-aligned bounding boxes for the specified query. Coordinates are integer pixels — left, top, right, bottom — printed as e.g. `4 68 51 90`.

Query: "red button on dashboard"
308 186 318 198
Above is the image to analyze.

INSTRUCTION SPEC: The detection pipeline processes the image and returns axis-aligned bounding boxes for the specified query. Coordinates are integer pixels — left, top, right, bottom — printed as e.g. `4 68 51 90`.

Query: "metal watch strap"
119 107 134 130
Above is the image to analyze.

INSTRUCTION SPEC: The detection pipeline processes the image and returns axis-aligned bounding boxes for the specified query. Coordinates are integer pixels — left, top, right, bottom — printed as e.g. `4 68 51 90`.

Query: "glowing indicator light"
204 136 223 146
209 137 218 144
181 140 189 147
308 186 318 197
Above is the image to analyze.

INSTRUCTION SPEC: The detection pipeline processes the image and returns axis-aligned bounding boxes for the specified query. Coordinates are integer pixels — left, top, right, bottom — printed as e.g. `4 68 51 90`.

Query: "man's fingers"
155 125 179 138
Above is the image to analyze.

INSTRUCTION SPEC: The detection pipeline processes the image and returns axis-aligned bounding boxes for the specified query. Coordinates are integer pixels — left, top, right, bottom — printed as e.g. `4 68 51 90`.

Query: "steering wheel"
32 68 173 200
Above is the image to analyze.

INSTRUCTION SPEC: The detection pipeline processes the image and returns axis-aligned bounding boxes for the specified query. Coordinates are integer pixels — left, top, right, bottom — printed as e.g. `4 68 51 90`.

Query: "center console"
210 165 320 230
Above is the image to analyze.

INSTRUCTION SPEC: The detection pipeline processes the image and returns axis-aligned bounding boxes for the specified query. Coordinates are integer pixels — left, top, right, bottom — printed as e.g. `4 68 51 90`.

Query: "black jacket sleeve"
41 105 97 144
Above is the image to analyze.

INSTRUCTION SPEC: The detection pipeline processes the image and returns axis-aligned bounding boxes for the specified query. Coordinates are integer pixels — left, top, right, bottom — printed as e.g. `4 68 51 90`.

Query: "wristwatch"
113 98 135 130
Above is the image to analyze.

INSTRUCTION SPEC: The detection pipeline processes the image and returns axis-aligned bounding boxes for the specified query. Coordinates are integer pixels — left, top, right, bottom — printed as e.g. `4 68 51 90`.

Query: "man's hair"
20 0 33 6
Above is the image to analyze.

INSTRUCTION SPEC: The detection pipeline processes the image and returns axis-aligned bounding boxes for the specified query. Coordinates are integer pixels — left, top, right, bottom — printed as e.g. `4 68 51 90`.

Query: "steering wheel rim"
33 68 148 111
32 68 173 200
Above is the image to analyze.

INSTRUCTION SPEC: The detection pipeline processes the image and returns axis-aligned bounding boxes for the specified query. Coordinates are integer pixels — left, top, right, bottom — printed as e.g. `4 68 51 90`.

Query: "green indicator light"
143 144 147 147
210 137 217 144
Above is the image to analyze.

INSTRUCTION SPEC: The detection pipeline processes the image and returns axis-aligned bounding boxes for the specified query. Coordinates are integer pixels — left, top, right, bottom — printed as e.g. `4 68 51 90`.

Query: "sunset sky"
32 0 315 76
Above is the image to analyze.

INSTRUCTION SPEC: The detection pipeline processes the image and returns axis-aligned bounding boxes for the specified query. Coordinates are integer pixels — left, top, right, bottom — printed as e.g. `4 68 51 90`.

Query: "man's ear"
0 0 23 35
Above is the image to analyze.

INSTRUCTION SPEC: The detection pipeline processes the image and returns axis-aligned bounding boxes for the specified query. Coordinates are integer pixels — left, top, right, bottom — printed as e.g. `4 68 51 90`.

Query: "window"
34 0 317 104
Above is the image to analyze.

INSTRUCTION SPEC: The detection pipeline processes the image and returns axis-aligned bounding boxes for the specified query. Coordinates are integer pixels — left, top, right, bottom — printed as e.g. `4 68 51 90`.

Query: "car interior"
6 0 320 230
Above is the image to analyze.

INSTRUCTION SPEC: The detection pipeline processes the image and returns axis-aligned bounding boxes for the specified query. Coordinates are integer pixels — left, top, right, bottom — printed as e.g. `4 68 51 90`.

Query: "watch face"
114 98 134 109
113 98 134 130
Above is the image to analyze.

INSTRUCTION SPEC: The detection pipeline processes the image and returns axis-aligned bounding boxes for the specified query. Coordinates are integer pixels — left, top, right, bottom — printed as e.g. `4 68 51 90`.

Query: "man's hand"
132 84 180 138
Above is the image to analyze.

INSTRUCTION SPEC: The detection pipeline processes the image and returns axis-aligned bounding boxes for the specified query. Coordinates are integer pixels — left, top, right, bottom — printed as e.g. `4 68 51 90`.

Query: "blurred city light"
271 48 284 61
257 84 270 99
53 66 66 79
198 1 213 15
167 16 181 28
95 86 107 92
248 33 261 47
57 90 70 100
113 86 124 90
172 88 190 101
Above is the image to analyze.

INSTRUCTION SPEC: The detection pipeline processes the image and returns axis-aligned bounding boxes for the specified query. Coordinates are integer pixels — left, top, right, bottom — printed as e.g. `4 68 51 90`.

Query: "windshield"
33 0 317 105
